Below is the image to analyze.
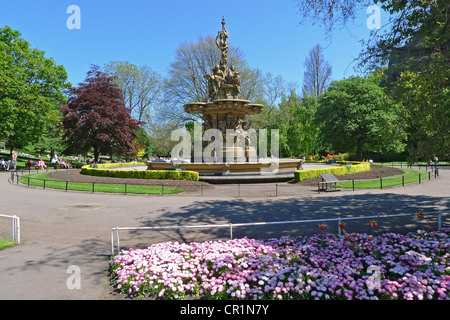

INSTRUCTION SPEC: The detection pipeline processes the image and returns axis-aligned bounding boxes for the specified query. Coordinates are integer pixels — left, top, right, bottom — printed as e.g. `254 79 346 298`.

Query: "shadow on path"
121 193 449 248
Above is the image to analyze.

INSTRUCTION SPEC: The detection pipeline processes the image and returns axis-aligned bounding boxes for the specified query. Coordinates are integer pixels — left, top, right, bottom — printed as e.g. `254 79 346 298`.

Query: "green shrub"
294 161 370 182
81 164 199 181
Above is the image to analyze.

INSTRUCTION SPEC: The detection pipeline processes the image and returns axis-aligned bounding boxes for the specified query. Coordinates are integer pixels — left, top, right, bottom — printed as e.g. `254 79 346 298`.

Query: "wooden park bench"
318 173 341 192
26 162 48 170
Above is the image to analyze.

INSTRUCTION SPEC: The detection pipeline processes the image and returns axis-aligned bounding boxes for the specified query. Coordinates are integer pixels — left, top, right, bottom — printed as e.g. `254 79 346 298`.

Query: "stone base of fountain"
146 158 304 176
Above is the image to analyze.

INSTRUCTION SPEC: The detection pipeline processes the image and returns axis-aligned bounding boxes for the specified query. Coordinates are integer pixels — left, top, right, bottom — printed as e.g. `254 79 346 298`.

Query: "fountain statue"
147 18 304 177
183 17 264 161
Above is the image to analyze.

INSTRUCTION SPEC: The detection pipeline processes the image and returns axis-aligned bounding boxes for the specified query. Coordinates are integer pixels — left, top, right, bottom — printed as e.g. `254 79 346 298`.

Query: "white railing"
0 214 20 244
110 211 447 255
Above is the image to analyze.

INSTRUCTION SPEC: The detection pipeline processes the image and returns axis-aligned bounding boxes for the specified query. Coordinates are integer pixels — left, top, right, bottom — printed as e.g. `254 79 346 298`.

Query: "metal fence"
8 166 440 198
318 170 437 193
110 210 448 255
0 214 20 244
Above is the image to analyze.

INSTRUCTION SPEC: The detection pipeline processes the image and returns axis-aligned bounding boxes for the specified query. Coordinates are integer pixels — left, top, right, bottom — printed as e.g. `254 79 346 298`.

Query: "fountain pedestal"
184 99 263 161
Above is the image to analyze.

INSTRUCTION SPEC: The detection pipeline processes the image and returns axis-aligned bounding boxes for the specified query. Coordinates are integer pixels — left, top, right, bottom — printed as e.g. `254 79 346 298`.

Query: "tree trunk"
93 147 99 163
356 142 364 161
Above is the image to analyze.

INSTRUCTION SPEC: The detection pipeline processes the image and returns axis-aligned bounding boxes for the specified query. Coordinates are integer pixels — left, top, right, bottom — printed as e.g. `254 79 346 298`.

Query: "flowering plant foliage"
325 154 339 160
110 228 450 300
370 220 378 229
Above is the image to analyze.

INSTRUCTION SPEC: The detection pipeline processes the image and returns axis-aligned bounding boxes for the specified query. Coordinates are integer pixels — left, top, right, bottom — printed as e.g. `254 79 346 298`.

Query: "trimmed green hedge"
294 161 371 182
81 163 199 181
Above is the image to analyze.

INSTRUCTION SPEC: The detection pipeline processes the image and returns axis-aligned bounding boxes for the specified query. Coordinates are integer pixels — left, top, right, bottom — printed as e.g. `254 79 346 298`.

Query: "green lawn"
336 168 431 189
19 172 184 195
0 238 17 250
373 161 449 166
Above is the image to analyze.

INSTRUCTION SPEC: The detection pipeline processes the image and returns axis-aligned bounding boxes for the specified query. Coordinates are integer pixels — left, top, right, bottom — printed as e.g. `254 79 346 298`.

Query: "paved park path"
0 168 448 300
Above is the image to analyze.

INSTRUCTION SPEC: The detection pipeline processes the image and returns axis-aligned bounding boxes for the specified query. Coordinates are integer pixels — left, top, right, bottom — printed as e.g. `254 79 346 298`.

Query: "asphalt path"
0 168 448 300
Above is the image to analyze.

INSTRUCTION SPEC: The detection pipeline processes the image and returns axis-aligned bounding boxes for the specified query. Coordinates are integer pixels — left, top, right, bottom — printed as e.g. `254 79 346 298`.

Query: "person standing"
10 151 17 171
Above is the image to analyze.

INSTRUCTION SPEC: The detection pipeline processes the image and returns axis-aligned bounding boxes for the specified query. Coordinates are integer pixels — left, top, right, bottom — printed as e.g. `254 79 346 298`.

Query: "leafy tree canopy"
0 26 70 152
316 72 406 160
60 65 142 162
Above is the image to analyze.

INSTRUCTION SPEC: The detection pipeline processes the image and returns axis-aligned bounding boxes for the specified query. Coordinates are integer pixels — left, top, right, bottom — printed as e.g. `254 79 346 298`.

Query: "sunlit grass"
336 169 430 189
0 238 17 250
19 172 184 195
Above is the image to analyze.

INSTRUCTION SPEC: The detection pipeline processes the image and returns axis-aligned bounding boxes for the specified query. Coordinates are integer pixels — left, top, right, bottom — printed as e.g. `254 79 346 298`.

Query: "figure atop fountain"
216 17 229 67
206 18 243 101
227 65 241 95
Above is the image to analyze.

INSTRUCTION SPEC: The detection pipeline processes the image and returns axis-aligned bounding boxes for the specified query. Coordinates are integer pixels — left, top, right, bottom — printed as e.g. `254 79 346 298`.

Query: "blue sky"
0 0 387 88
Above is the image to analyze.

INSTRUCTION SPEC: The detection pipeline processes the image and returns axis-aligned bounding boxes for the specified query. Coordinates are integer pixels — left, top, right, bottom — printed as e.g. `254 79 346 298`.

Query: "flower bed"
109 228 450 300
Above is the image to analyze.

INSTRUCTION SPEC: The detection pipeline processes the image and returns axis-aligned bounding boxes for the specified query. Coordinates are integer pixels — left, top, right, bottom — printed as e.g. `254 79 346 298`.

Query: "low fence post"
12 215 20 244
116 227 120 254
230 223 233 240
111 228 115 255
380 177 383 190
352 179 355 191
12 215 17 242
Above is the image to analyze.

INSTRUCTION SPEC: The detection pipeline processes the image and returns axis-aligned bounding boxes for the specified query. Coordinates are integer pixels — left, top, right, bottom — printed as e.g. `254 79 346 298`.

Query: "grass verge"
0 238 17 250
19 172 184 195
373 161 449 166
336 168 430 189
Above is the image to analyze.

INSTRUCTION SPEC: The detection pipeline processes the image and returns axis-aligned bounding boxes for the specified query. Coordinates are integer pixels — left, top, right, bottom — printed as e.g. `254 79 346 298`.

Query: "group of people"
0 151 76 171
51 156 73 169
0 158 12 170
427 155 439 166
25 158 48 169
0 151 17 171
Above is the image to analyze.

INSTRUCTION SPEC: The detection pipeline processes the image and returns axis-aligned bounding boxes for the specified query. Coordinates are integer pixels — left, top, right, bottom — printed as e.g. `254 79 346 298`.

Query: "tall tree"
103 61 163 123
0 26 69 153
302 44 332 98
60 65 142 162
295 0 450 159
316 73 406 160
